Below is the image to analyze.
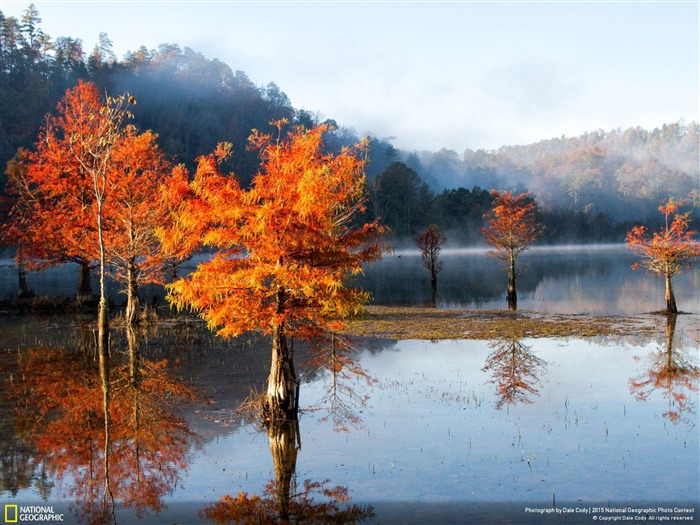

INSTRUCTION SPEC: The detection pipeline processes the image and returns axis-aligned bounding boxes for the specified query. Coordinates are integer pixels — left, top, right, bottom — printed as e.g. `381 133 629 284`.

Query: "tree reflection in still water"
6 325 200 523
304 333 374 432
482 337 547 408
201 418 373 524
629 314 700 425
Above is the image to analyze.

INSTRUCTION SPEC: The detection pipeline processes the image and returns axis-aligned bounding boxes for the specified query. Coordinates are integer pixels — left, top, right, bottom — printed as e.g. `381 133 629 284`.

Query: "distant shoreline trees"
2 4 698 247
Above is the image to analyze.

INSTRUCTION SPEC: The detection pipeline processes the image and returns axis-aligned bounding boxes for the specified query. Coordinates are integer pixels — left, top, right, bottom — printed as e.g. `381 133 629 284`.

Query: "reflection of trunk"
127 325 143 491
127 325 140 387
665 314 677 368
98 330 114 522
266 321 299 422
77 261 93 304
665 273 677 314
268 419 300 522
507 255 517 311
125 257 141 325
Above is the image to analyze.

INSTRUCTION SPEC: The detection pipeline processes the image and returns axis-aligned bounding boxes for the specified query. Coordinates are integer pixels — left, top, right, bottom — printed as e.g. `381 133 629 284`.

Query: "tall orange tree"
482 190 543 310
2 81 173 326
105 127 173 323
626 199 700 314
164 122 387 422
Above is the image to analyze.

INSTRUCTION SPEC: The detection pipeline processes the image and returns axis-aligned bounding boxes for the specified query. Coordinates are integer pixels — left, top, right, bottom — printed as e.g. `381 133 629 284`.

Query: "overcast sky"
1 1 698 152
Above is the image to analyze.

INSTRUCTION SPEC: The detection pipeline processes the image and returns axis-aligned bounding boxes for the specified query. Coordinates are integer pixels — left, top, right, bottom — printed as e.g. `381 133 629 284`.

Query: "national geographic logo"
3 505 64 522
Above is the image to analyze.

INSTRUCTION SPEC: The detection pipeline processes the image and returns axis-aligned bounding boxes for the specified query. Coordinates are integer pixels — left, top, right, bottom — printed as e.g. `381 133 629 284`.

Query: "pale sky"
1 1 698 152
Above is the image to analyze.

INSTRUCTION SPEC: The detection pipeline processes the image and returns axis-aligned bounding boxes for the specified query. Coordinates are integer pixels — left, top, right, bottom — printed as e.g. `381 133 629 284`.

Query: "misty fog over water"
2 244 698 316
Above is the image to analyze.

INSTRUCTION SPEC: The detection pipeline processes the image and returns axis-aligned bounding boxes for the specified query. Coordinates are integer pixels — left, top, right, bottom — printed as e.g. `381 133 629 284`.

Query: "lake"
0 245 698 523
4 244 697 315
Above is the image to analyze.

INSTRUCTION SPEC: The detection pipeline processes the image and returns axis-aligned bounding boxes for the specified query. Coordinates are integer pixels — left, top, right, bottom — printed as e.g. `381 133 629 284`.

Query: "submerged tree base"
343 306 682 340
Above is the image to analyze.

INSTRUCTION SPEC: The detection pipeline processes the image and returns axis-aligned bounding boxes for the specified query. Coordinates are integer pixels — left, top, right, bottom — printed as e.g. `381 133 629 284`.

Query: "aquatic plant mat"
344 306 686 340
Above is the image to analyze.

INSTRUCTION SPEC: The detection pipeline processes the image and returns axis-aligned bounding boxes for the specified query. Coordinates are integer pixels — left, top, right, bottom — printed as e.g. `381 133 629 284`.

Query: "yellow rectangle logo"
4 504 18 523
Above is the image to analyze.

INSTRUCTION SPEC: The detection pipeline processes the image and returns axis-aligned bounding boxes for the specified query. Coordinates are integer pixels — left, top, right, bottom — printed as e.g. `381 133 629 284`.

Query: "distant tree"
482 190 543 310
626 199 700 314
163 122 387 423
371 162 432 236
416 224 446 306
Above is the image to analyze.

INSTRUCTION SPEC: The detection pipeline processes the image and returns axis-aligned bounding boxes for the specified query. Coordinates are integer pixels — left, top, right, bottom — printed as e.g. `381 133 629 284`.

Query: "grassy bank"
343 306 684 340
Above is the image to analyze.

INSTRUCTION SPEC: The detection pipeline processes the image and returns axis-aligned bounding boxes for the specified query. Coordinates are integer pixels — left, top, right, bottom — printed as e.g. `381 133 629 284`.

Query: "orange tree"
482 190 543 310
163 122 387 422
2 81 173 326
626 199 700 314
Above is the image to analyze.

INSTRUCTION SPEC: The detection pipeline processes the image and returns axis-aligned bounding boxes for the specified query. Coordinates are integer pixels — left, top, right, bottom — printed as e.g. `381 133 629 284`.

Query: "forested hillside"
1 5 697 245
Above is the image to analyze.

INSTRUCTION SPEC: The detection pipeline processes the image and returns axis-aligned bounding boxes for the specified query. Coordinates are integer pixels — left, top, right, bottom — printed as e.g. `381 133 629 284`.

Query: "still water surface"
2 244 699 315
0 313 698 524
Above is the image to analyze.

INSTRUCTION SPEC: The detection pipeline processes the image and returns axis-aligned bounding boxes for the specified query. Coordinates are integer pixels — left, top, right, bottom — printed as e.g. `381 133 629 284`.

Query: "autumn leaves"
4 81 388 422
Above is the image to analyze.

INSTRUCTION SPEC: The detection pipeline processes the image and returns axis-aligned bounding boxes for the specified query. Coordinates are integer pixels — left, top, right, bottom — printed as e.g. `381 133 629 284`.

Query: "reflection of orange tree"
482 337 547 408
9 335 199 523
201 419 373 524
305 334 374 432
629 315 699 424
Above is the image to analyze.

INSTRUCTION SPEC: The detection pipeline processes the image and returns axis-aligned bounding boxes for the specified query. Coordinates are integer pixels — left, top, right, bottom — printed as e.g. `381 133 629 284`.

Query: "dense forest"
1 5 698 246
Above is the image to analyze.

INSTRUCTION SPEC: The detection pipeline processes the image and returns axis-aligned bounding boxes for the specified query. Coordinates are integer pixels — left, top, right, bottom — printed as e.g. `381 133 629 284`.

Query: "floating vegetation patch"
344 306 667 340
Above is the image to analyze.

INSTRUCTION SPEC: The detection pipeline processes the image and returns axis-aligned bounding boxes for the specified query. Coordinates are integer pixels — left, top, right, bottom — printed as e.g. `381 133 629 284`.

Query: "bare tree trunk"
507 255 517 311
77 260 94 304
266 322 299 422
125 257 141 325
430 267 437 307
268 419 300 522
16 246 32 300
665 273 677 314
97 200 110 361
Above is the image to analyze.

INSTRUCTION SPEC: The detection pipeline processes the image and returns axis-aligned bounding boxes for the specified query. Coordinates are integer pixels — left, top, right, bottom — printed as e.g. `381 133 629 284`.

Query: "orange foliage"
629 316 699 425
482 338 547 409
626 198 700 280
164 121 388 341
482 190 542 262
2 80 173 303
8 342 199 523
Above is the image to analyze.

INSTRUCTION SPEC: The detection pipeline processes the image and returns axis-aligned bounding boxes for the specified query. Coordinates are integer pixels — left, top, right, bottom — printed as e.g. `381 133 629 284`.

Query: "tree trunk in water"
507 256 517 311
665 273 677 314
268 419 300 522
76 261 94 304
125 258 141 325
265 322 299 422
16 247 32 300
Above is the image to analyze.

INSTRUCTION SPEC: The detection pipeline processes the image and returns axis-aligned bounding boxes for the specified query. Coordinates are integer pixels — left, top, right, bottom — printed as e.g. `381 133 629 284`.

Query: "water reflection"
4 326 201 523
629 314 700 425
304 334 374 432
201 419 374 524
482 337 547 408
